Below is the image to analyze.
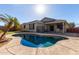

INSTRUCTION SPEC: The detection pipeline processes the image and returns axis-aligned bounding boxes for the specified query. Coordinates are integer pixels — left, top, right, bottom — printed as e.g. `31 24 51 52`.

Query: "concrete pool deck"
0 33 79 55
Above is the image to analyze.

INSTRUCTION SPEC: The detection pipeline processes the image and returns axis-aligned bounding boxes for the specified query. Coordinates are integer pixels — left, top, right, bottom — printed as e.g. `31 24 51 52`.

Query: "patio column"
35 23 37 32
62 22 65 33
47 25 50 31
54 24 57 32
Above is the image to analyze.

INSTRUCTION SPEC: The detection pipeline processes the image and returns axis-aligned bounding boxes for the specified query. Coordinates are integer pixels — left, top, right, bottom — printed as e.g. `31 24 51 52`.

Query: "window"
24 25 26 29
29 24 35 30
57 23 63 30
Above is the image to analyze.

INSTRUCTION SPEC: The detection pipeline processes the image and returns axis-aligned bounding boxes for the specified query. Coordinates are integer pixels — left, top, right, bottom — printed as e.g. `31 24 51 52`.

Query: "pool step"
43 42 53 47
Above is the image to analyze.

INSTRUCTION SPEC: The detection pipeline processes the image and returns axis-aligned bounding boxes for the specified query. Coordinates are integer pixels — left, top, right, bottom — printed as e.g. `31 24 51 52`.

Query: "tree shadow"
0 38 12 47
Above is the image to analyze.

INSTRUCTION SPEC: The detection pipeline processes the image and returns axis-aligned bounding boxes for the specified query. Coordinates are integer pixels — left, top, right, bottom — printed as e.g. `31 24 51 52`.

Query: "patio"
0 33 79 55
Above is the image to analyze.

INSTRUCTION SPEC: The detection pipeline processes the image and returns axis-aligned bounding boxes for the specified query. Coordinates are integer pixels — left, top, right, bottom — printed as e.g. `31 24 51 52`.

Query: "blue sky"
0 4 79 27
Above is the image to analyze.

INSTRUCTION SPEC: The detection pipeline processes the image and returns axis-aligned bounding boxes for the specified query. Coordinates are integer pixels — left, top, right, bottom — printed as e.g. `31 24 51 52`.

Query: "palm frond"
0 14 10 23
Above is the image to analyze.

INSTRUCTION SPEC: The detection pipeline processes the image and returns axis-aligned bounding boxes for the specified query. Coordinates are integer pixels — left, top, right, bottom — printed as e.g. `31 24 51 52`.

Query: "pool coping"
15 32 69 38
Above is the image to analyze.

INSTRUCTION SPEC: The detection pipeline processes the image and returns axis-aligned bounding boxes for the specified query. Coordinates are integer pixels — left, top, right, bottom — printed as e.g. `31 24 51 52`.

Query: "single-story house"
21 17 72 33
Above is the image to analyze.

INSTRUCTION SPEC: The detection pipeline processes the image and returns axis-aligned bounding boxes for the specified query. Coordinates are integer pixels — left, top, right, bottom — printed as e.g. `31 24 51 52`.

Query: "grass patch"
0 30 3 33
0 30 16 34
6 32 16 34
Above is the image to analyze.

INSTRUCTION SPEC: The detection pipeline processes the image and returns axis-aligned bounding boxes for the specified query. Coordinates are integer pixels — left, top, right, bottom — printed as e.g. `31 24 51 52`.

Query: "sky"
0 4 79 27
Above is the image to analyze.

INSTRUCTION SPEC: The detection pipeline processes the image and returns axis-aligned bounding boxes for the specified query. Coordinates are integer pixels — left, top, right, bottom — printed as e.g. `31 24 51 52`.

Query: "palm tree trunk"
0 22 12 42
0 30 8 41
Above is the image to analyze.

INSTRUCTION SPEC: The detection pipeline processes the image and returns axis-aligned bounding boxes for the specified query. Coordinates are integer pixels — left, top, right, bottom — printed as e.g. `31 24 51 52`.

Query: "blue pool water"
13 34 67 48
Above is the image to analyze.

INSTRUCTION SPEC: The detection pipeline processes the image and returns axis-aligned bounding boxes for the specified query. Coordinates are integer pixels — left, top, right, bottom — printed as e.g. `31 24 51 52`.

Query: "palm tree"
11 17 20 31
0 14 16 42
5 17 20 31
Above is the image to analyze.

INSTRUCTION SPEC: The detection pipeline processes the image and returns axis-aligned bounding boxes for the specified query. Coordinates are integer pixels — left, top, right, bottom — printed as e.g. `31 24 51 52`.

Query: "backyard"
0 14 79 55
0 31 79 55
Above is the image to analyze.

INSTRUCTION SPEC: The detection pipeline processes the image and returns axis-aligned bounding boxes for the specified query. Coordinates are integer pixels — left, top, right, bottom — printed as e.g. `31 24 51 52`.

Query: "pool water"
13 34 67 48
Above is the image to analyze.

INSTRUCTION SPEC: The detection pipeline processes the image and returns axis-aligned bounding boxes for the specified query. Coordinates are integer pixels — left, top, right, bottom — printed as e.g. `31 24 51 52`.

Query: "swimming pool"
13 34 67 48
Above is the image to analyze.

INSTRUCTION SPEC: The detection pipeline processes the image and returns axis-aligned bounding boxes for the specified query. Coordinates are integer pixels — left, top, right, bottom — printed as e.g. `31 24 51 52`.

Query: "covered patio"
45 20 67 33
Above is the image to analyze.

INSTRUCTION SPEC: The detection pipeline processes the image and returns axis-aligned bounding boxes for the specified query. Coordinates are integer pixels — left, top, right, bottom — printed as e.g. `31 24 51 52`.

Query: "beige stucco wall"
21 24 29 31
64 22 70 32
21 23 44 32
